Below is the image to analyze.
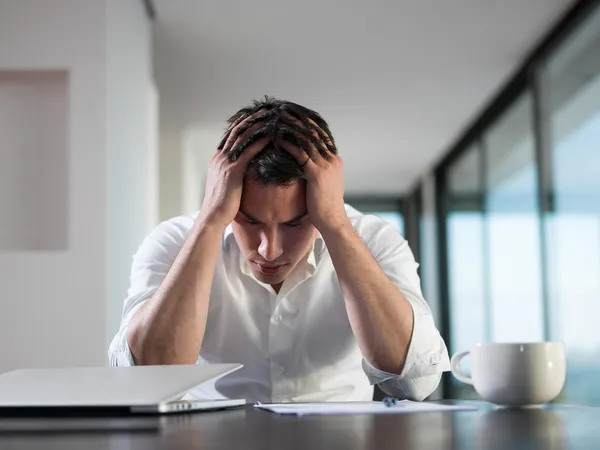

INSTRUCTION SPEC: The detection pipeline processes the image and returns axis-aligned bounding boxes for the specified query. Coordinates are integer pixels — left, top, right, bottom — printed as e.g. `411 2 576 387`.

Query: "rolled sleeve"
361 296 450 400
107 216 191 367
359 217 450 400
108 290 156 367
108 329 135 367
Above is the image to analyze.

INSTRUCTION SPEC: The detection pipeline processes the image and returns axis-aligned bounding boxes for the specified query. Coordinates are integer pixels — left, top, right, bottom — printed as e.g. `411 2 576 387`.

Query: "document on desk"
254 401 477 416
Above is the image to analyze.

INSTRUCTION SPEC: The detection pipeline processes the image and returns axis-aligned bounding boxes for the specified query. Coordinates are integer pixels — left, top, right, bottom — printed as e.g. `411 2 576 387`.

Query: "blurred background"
0 0 599 405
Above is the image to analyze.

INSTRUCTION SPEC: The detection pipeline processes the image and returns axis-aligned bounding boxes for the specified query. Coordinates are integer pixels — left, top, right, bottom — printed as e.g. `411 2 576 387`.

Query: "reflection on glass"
448 212 486 352
545 3 600 405
442 3 600 405
484 92 545 343
446 145 485 400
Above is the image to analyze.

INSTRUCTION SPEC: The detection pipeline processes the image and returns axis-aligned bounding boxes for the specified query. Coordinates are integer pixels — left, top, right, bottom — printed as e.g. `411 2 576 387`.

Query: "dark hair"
222 96 337 186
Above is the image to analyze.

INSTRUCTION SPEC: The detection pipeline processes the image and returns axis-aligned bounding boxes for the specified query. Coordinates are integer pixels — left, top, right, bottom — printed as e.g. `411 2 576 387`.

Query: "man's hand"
126 111 269 365
199 112 268 229
282 118 415 376
280 119 348 233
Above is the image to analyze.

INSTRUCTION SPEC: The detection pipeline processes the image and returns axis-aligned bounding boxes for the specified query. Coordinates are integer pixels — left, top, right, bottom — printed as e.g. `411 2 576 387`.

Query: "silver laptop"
0 364 245 414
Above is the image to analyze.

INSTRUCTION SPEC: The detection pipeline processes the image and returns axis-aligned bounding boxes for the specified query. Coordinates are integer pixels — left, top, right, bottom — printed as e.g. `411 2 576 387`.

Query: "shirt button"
274 314 283 322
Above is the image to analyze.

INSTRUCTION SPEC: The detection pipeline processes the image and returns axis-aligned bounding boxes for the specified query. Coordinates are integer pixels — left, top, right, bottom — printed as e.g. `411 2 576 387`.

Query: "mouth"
253 262 287 275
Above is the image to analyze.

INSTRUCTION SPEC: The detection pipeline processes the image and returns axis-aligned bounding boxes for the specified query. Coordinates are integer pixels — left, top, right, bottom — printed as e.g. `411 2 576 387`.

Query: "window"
445 145 485 399
438 2 600 405
444 93 546 398
543 4 600 405
484 92 545 343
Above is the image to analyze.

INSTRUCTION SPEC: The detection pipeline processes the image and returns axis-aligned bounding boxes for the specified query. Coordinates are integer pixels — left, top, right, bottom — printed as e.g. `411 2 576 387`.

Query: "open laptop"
0 364 245 415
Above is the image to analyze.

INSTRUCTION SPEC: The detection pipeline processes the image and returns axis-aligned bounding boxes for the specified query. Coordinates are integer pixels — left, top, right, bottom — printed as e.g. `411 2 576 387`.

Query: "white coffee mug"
451 342 566 407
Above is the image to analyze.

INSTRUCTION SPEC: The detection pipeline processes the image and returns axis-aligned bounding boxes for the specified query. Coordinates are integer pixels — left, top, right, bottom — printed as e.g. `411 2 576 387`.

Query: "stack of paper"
254 401 477 416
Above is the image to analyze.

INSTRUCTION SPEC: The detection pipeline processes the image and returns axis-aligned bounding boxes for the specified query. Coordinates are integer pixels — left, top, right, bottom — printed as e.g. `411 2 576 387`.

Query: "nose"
258 227 283 262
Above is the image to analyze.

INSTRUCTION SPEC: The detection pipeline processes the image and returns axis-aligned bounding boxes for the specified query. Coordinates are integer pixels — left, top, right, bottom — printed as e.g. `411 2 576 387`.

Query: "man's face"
232 178 317 288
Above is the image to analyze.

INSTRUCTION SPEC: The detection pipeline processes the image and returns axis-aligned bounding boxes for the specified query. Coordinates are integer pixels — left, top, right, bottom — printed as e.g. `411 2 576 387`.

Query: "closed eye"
245 217 260 225
284 222 301 228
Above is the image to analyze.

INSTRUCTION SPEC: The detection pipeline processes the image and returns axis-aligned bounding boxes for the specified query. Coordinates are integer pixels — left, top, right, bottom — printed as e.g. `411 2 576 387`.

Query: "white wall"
158 129 185 220
105 0 157 346
0 0 155 373
0 0 107 372
181 127 222 215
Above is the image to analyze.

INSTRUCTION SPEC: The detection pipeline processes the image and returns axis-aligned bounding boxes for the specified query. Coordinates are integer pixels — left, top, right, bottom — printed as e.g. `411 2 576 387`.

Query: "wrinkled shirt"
108 205 450 402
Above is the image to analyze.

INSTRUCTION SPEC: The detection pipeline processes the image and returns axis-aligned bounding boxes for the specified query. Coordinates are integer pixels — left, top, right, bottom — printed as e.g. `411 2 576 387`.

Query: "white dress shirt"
108 205 450 402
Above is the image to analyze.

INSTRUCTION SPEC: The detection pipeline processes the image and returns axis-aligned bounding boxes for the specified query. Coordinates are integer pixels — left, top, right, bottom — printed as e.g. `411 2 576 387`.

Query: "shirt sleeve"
358 218 451 401
107 218 190 367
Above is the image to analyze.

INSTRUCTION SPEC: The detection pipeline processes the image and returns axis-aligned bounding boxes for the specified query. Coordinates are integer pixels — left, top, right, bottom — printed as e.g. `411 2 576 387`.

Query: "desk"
0 401 598 449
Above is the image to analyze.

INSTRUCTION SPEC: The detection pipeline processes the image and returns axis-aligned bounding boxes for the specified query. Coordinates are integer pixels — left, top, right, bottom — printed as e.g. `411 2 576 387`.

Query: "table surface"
0 400 598 450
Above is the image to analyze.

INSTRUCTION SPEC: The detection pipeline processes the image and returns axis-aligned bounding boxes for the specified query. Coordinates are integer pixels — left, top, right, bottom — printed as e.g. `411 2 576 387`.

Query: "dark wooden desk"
0 401 598 449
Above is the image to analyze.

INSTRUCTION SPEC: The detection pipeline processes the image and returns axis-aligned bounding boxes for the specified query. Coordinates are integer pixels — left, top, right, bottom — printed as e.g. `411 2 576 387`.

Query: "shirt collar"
306 233 324 272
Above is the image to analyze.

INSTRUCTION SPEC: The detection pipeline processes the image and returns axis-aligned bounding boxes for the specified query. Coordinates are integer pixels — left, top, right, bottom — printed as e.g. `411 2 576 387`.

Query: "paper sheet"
254 400 477 416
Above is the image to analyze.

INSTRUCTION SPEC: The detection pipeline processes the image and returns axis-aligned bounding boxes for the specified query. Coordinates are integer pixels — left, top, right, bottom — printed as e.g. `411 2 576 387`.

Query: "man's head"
222 96 336 289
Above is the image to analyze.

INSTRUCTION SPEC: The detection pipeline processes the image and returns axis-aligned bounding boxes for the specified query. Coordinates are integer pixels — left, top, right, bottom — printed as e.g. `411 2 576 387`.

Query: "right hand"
198 112 269 229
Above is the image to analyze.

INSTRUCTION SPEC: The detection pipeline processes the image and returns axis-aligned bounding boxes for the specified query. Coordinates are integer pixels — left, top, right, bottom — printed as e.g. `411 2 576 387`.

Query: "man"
109 97 450 402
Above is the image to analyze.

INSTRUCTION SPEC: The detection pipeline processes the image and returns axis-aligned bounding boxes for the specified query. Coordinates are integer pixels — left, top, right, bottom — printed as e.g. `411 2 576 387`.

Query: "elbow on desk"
378 371 443 402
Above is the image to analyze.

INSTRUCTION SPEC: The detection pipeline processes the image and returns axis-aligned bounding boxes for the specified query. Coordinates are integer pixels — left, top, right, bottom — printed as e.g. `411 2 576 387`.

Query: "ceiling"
152 0 576 195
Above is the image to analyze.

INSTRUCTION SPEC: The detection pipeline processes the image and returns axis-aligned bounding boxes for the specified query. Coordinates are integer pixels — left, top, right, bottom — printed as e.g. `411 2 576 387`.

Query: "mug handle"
450 351 473 385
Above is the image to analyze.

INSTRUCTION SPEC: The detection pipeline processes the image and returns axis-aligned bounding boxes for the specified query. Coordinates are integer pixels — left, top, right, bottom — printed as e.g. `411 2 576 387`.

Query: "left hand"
280 120 349 233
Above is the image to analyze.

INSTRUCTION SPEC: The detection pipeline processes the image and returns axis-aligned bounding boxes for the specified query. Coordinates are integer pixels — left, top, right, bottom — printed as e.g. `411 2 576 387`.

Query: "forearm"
320 220 414 374
127 219 224 365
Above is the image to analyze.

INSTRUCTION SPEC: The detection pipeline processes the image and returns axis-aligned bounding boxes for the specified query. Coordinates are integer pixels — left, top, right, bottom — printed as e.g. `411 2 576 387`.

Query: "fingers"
276 124 319 161
236 136 270 166
306 117 336 156
217 115 247 150
220 109 268 153
280 112 335 160
217 134 229 151
216 107 336 171
220 119 249 153
279 141 314 169
229 121 267 161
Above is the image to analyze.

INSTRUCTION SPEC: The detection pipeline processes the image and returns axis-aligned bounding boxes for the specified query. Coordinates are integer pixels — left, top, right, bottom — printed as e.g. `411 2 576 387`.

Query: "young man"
108 97 450 402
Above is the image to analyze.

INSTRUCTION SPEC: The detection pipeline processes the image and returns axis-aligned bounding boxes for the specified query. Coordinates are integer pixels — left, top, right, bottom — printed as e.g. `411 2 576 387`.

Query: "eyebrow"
239 210 308 224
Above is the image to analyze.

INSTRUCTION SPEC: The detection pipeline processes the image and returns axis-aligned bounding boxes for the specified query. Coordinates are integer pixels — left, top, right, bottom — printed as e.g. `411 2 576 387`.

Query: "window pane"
545 3 600 405
484 92 545 343
445 145 485 400
448 212 486 352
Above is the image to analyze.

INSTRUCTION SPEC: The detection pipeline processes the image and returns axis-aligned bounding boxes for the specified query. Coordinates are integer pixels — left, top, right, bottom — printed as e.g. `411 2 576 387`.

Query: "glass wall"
445 145 485 399
484 92 545 343
544 6 600 405
437 2 600 405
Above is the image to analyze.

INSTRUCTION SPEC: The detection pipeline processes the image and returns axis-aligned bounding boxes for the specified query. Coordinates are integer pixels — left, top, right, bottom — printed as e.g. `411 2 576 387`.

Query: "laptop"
0 364 245 415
